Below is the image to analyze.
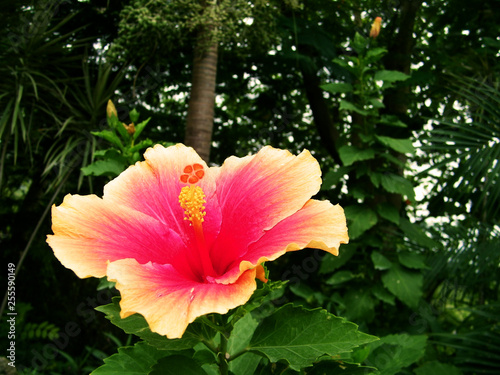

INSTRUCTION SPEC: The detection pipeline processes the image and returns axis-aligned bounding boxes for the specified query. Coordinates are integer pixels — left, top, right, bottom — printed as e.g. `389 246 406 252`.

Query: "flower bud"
107 99 118 118
124 123 135 135
369 17 382 39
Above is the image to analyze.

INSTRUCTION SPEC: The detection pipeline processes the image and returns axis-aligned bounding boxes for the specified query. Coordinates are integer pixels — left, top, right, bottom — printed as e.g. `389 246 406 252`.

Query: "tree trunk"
301 67 342 165
383 0 423 120
184 28 218 163
378 0 423 231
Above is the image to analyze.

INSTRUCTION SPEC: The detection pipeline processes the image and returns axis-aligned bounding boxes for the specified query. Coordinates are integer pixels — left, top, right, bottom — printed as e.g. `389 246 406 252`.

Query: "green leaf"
379 152 406 167
371 251 393 270
92 130 124 149
376 203 400 224
192 345 216 366
369 98 385 109
201 364 219 375
332 57 351 69
398 251 427 270
343 289 376 322
399 219 439 249
349 344 371 364
107 113 123 129
366 47 387 61
375 135 415 154
133 117 151 140
307 360 377 374
338 145 376 167
320 244 357 274
381 264 423 309
114 116 132 143
129 138 153 153
321 82 353 94
149 355 208 375
379 114 407 128
237 280 287 316
352 32 368 54
369 172 382 188
96 297 202 350
371 285 395 306
228 352 262 375
344 206 378 239
248 304 378 371
228 313 259 356
321 166 350 190
326 270 355 285
129 108 140 123
351 187 367 200
414 361 462 375
379 174 415 201
289 283 324 304
90 342 168 375
340 100 370 116
358 133 374 143
97 277 116 290
367 334 427 375
374 70 410 83
94 148 113 157
81 159 127 177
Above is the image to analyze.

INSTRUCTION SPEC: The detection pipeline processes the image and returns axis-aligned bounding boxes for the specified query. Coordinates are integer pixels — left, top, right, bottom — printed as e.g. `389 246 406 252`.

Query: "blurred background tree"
1 0 498 373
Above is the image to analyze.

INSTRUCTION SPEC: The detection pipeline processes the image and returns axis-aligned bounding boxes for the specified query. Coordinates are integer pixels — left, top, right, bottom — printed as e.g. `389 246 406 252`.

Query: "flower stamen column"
179 184 216 280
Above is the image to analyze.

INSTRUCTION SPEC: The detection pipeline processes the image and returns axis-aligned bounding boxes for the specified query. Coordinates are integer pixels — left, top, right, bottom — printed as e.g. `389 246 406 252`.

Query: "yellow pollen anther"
178 186 206 224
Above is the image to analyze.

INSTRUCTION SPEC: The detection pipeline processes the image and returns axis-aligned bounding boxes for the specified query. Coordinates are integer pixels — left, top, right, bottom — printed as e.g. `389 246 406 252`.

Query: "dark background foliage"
1 0 499 373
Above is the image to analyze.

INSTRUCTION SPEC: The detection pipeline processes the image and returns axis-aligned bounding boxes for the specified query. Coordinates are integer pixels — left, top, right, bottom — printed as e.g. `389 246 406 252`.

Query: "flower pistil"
179 185 215 279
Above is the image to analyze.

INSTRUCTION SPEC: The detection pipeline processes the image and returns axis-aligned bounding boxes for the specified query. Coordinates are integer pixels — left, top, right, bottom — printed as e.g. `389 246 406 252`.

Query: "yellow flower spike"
178 185 207 226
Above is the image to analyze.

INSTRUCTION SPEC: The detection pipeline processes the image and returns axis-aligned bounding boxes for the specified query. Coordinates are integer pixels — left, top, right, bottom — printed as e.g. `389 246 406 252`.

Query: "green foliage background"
1 0 499 374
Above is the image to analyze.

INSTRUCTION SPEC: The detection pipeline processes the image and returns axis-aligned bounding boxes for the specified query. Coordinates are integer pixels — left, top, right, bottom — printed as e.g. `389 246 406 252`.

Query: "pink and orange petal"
47 194 187 279
209 147 323 275
213 200 348 285
107 259 258 338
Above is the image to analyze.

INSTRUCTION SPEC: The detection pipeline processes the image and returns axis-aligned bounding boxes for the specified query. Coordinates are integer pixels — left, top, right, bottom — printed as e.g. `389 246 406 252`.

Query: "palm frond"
430 304 500 374
0 1 125 193
40 60 126 191
425 221 499 306
0 4 88 187
421 75 500 223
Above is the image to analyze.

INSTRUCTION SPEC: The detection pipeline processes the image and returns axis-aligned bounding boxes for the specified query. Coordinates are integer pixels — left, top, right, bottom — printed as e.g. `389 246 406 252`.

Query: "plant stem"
200 315 223 332
201 339 218 355
218 332 229 375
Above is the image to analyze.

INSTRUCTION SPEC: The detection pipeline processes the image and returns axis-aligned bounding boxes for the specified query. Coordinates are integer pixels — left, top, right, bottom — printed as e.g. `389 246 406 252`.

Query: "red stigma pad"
180 164 205 184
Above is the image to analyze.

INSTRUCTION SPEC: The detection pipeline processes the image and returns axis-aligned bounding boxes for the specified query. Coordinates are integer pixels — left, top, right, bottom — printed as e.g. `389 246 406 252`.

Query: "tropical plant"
0 0 125 318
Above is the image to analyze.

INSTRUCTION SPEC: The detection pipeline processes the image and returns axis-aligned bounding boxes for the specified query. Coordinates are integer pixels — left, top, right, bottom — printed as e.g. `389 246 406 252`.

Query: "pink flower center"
178 183 216 281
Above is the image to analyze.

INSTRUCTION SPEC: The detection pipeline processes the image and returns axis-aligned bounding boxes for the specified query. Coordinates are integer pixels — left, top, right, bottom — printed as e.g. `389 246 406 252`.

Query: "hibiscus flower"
47 144 348 338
